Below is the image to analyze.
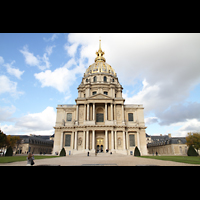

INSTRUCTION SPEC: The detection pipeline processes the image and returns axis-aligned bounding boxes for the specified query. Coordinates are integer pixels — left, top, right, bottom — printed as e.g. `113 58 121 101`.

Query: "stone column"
111 130 114 151
87 103 89 121
137 131 140 150
105 103 107 121
111 103 113 121
76 104 79 121
92 130 95 150
115 131 117 150
60 132 63 150
126 131 129 150
83 131 85 150
84 104 86 121
105 130 108 150
93 103 95 121
114 104 116 120
71 131 74 150
74 131 78 150
123 131 126 150
122 104 125 122
86 130 89 150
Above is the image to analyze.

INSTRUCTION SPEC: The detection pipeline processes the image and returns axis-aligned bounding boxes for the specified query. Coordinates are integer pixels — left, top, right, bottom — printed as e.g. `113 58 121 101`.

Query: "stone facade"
53 40 148 156
12 135 53 154
147 134 188 155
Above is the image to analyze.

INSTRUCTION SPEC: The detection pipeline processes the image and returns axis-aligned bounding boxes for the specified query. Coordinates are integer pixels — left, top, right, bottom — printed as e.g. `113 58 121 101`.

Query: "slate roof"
147 135 186 147
13 135 53 147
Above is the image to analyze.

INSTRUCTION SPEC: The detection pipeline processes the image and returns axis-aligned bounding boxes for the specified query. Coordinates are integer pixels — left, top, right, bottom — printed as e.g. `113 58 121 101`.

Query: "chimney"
168 133 171 138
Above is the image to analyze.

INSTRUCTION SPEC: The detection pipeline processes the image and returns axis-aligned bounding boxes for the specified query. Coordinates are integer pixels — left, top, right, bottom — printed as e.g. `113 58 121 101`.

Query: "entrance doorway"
96 138 104 153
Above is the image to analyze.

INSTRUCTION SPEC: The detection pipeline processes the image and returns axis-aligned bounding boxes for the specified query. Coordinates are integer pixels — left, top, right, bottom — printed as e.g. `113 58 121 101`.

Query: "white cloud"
158 102 200 126
64 42 79 57
0 56 4 65
1 106 56 135
34 66 74 93
3 60 24 79
34 58 85 93
20 45 39 66
20 45 51 70
145 117 159 125
37 53 51 70
123 79 160 113
0 75 23 98
173 119 200 137
45 45 56 56
43 33 60 42
0 105 16 122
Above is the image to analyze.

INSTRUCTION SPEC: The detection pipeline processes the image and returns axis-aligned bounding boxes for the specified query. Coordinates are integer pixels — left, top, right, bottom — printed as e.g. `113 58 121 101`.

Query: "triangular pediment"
89 93 113 99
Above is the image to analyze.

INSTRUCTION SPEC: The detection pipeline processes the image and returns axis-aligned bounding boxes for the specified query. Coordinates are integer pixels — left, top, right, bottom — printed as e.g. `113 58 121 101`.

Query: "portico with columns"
53 40 147 155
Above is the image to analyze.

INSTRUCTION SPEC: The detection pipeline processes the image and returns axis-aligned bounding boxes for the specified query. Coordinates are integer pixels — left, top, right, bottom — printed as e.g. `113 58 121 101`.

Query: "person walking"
27 153 35 166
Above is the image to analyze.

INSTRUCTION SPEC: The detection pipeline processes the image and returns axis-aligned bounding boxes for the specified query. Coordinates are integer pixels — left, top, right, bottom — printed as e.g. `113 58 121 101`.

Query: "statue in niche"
78 137 82 146
117 137 121 146
117 110 121 120
79 110 83 120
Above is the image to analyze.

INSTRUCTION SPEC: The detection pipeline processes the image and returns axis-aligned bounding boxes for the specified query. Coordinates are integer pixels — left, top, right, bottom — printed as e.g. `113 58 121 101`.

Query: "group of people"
87 149 112 157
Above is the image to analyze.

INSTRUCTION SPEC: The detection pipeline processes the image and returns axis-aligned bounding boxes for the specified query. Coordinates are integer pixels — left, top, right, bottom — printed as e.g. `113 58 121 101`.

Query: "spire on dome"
95 39 106 62
99 39 101 50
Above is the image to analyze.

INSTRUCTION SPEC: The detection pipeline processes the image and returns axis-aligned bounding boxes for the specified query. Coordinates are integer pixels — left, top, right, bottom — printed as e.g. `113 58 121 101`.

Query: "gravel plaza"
0 153 199 166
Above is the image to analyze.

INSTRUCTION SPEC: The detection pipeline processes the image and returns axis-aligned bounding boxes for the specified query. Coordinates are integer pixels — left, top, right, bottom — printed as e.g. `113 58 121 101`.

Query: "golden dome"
84 40 116 77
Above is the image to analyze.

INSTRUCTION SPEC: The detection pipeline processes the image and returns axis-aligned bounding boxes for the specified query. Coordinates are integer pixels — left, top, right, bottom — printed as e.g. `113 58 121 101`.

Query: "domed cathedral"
53 40 148 156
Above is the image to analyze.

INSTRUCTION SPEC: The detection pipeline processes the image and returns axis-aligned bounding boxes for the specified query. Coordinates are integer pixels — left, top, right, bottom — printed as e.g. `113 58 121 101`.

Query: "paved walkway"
1 153 199 166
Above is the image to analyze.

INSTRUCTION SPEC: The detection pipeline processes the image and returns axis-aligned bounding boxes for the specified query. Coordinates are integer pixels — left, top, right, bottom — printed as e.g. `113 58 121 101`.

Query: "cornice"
54 125 147 130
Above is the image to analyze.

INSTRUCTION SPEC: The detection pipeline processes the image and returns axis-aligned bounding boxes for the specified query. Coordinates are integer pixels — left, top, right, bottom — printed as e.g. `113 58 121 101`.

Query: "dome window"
94 76 97 82
104 76 107 82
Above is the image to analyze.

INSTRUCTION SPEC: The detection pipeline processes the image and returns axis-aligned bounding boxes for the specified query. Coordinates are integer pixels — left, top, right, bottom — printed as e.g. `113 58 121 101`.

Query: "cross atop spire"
99 39 101 50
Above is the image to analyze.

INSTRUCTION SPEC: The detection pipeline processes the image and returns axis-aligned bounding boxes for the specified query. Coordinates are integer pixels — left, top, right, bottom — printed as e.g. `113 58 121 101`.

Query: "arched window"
104 76 107 82
94 76 97 82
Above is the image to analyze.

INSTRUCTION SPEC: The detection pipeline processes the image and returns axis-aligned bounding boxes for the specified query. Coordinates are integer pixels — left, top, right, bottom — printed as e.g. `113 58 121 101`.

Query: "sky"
0 33 200 137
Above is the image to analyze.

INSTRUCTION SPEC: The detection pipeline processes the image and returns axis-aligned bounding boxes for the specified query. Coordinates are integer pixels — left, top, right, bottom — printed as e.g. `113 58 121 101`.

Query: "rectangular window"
129 135 135 147
65 135 71 146
96 113 104 122
92 91 97 95
67 113 72 121
104 91 108 95
128 113 133 121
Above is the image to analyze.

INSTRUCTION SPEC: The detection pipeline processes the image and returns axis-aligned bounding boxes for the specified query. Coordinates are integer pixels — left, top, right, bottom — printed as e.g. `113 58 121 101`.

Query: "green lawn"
0 155 58 163
141 156 200 165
